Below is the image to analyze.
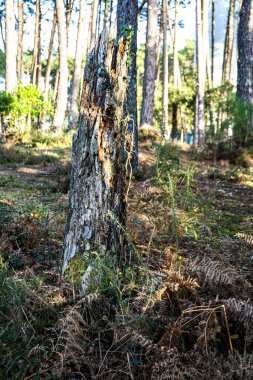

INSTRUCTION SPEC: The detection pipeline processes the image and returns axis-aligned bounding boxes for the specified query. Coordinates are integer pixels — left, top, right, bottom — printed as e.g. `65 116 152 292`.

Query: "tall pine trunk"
194 0 206 146
31 0 41 87
5 0 17 91
237 0 253 142
117 0 138 174
44 6 57 101
103 0 109 29
88 0 99 52
222 0 236 83
162 0 169 139
63 33 129 294
53 0 68 131
69 0 87 130
140 0 158 130
211 0 215 85
171 0 179 141
17 0 24 83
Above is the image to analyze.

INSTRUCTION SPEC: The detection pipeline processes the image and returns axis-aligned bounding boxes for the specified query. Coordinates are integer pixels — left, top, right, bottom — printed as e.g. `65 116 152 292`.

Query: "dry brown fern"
150 348 184 380
236 232 253 246
190 257 243 288
224 298 253 329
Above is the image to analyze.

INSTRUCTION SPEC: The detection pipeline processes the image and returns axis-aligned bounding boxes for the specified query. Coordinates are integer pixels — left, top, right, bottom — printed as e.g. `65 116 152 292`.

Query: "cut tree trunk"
63 33 129 294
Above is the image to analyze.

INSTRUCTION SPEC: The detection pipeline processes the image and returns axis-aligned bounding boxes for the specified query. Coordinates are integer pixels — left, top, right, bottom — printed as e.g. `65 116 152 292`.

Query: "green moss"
64 252 88 286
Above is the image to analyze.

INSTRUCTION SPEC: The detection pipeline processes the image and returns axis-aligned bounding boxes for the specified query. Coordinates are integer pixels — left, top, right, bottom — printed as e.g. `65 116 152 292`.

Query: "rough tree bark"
53 0 68 131
222 0 236 83
237 0 253 103
5 0 17 91
117 0 138 174
237 0 253 141
162 0 169 139
140 0 158 131
17 0 24 83
63 33 129 294
69 0 87 130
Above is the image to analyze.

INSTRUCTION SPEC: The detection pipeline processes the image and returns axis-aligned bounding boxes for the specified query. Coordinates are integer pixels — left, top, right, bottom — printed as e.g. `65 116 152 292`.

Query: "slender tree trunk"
5 0 17 91
155 16 163 89
108 0 113 32
97 0 102 34
53 0 69 131
211 0 215 85
63 33 129 294
140 0 158 130
36 4 42 88
195 0 206 145
31 0 39 85
0 16 5 52
162 0 169 139
103 0 109 29
117 0 138 174
88 0 99 52
222 0 236 83
69 0 86 130
66 0 73 49
54 69 60 102
44 6 57 100
171 0 179 141
17 0 24 83
237 0 253 142
31 0 41 87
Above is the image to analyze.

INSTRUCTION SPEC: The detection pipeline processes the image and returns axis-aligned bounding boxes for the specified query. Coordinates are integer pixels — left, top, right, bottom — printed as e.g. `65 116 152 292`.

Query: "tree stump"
63 32 130 293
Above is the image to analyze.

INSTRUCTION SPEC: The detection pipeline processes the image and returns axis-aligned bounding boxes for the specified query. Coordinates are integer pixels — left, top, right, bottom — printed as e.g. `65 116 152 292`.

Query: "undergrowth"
1 141 253 378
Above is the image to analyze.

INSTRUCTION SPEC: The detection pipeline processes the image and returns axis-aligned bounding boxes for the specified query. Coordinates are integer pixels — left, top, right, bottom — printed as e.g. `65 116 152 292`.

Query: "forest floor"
0 139 253 379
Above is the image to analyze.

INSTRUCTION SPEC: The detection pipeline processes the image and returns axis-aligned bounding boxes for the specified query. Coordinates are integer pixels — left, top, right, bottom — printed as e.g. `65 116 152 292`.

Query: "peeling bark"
63 33 129 292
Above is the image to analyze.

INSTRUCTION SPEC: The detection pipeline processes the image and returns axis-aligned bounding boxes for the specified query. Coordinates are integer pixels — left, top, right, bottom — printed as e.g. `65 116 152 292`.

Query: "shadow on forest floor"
1 140 253 379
